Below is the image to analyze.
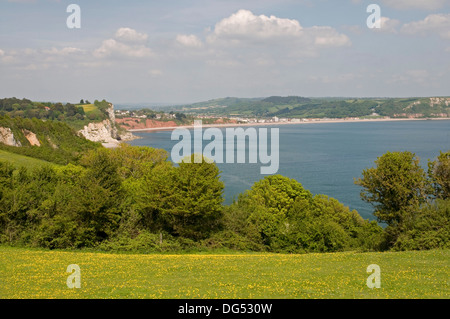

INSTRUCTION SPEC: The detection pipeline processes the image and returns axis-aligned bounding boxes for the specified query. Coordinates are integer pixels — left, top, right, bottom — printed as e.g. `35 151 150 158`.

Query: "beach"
124 117 450 133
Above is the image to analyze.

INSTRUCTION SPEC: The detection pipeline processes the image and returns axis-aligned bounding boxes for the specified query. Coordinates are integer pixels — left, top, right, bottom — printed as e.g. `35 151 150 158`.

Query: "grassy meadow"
0 246 448 299
79 104 96 113
0 150 57 169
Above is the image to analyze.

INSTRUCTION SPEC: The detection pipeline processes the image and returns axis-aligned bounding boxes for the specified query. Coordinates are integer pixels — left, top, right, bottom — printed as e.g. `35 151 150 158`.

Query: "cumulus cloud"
382 0 447 10
114 27 148 44
42 47 84 56
206 9 350 49
20 63 50 71
401 14 450 39
94 39 152 58
94 27 153 58
311 26 352 47
381 17 401 32
175 34 203 48
0 49 13 64
374 17 401 33
208 9 303 41
0 46 85 68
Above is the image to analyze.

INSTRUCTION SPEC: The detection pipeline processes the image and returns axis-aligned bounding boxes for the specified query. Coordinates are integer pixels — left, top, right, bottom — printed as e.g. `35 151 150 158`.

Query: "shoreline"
124 117 450 133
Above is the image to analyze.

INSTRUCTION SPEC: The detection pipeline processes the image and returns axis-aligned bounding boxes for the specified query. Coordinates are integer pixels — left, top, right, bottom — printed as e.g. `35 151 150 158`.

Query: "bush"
202 230 266 252
221 176 384 253
97 231 201 253
390 199 450 251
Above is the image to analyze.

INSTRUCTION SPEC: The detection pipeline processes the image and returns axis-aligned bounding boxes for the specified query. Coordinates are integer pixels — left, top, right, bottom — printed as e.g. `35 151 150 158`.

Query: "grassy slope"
0 149 57 169
0 246 448 299
79 104 96 113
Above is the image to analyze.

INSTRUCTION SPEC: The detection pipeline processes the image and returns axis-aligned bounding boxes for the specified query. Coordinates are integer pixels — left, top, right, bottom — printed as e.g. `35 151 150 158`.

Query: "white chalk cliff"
0 127 22 147
78 104 136 147
78 119 118 144
0 104 135 149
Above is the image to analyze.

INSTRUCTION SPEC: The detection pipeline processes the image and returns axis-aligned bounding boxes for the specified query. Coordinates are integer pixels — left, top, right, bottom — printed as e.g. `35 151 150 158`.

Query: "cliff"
78 119 119 146
0 127 22 147
78 104 137 148
0 116 100 165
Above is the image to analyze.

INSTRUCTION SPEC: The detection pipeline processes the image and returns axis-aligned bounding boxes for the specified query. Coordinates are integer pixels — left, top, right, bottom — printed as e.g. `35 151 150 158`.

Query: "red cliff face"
115 118 179 130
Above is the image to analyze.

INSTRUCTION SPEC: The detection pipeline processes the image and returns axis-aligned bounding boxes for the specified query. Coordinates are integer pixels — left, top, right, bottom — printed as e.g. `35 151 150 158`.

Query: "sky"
0 0 449 104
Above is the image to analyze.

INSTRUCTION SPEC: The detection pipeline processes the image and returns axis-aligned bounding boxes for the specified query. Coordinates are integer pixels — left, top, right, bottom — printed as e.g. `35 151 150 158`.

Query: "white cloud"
209 9 303 41
205 58 242 68
206 9 350 49
0 46 86 69
1 56 16 64
382 0 447 10
402 14 450 39
20 63 50 71
148 69 163 77
310 73 362 84
175 34 203 48
388 69 431 85
0 49 14 64
311 26 352 47
114 27 148 44
77 61 111 68
42 47 84 56
373 17 401 33
94 39 152 58
7 0 37 3
94 28 153 58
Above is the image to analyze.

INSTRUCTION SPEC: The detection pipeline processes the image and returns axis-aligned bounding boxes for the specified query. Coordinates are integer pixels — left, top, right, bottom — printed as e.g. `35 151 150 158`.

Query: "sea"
127 119 450 220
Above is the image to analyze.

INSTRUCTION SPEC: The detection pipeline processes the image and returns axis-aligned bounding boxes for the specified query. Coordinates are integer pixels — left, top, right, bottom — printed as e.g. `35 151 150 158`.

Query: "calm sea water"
128 120 450 220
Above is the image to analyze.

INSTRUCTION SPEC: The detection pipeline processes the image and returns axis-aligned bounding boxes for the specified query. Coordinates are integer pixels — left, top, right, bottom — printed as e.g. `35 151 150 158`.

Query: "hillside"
169 96 450 119
0 97 138 149
0 149 58 169
0 97 109 129
169 97 264 114
0 116 101 165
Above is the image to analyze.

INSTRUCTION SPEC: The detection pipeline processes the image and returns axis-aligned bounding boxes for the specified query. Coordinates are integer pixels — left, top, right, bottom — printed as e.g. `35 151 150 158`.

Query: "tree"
80 148 122 194
64 103 77 117
287 195 383 252
428 151 450 200
391 199 450 251
108 144 170 179
245 175 312 215
223 175 382 252
175 112 186 121
355 151 428 226
138 154 224 240
233 175 313 247
80 99 84 104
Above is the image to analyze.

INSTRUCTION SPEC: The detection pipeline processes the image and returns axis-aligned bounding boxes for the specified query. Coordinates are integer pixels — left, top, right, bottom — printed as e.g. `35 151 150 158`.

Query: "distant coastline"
125 117 450 133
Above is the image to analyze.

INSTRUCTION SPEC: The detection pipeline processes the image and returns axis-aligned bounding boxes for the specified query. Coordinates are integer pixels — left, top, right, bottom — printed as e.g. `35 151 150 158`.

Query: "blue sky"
1 0 449 104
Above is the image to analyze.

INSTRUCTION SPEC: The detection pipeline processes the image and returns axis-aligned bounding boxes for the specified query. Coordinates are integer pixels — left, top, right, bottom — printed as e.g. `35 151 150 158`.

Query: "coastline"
125 117 450 133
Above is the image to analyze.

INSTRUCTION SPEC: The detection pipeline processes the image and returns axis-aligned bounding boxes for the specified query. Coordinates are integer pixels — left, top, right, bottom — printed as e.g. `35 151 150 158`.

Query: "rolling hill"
167 96 450 119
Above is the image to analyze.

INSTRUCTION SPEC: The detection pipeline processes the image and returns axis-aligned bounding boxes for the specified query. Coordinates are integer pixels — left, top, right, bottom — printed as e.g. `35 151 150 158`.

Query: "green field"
79 104 96 113
0 246 448 299
0 150 56 169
